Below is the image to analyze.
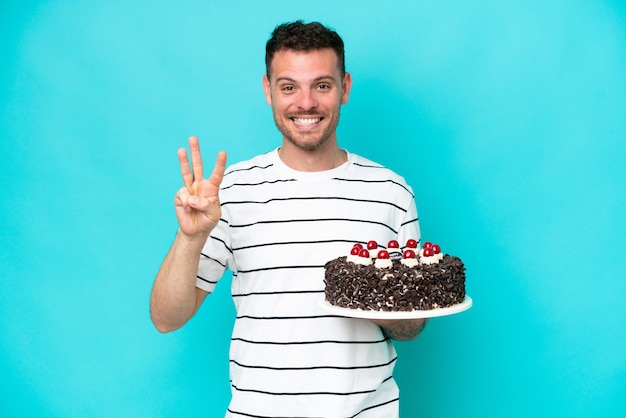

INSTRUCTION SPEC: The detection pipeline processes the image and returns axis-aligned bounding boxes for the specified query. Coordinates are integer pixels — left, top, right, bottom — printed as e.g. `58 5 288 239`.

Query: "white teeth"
293 117 321 125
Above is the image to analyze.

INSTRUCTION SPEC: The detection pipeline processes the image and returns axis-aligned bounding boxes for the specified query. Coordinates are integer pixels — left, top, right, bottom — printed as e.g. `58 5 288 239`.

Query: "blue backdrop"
1 1 625 417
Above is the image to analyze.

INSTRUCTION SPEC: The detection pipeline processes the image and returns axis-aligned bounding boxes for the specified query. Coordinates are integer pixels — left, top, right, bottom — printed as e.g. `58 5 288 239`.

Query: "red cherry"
367 240 378 250
423 247 434 257
377 250 390 259
350 247 361 256
359 249 370 258
403 249 416 259
432 244 441 254
406 239 418 248
387 240 399 249
352 243 363 250
423 242 433 250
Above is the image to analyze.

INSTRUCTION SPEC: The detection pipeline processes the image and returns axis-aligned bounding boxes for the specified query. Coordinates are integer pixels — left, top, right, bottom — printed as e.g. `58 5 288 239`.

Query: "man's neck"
278 143 347 172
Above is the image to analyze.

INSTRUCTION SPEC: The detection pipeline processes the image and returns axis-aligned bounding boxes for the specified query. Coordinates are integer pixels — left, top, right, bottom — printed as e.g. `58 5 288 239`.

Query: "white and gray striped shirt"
197 148 420 418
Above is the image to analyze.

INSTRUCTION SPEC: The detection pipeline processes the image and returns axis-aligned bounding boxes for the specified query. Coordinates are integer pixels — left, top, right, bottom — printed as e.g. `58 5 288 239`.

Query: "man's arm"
371 318 428 341
150 230 210 333
149 136 227 333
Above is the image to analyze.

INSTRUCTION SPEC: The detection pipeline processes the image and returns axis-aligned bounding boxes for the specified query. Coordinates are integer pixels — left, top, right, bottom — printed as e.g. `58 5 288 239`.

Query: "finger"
175 186 192 212
203 151 228 198
188 136 204 183
178 148 193 189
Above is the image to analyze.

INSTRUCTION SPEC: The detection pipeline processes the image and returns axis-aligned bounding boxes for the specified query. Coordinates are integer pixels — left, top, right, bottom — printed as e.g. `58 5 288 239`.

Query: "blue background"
2 1 625 417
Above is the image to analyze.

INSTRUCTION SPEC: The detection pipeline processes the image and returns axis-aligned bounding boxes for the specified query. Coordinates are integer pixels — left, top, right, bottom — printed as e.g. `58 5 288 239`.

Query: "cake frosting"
324 240 466 311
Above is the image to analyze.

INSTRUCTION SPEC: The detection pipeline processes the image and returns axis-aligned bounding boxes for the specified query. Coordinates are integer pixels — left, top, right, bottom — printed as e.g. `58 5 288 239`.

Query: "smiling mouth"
291 117 322 125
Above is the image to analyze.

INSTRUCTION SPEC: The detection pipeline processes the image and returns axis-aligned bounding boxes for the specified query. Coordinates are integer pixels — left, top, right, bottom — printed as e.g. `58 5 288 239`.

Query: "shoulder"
224 150 275 176
221 150 277 186
347 152 413 191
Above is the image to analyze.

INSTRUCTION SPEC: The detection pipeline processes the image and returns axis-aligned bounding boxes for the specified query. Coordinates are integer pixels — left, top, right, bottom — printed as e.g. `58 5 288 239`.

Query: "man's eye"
317 84 331 90
281 85 295 92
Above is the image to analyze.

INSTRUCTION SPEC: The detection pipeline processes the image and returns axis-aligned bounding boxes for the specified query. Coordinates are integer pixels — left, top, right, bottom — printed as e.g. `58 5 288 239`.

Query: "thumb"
188 195 218 211
188 195 203 208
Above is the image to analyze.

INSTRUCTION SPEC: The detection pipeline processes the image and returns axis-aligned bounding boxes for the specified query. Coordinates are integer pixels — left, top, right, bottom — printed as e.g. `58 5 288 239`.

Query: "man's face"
263 48 352 152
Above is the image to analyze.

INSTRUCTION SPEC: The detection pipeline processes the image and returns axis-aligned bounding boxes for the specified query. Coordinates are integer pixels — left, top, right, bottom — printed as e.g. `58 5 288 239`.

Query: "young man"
151 21 427 417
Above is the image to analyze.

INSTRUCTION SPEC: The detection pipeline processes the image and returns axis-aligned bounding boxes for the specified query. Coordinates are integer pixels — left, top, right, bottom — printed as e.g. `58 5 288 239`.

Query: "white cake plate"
319 296 473 319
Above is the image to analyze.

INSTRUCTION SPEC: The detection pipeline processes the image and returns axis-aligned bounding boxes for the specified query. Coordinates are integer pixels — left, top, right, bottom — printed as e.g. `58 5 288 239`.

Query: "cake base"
319 296 472 319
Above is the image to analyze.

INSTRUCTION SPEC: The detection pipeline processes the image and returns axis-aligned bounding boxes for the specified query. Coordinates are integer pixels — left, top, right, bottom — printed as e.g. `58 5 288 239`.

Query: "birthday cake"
323 240 466 312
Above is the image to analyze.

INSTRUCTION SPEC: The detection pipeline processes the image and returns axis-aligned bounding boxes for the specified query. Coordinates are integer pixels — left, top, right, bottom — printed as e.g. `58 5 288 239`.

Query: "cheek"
273 97 295 115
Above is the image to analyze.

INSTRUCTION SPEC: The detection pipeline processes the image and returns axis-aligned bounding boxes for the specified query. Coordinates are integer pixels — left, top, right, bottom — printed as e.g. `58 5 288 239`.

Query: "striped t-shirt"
196 148 420 418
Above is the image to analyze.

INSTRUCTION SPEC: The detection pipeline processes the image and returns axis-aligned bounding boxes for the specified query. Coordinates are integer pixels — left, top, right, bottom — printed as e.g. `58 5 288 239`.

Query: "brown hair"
265 20 345 78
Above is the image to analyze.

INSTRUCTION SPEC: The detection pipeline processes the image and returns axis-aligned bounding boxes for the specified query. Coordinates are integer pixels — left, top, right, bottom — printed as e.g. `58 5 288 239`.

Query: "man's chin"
283 135 329 152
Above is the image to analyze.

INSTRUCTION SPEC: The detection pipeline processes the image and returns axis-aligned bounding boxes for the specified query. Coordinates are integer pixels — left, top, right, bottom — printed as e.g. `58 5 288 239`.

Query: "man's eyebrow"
274 76 296 84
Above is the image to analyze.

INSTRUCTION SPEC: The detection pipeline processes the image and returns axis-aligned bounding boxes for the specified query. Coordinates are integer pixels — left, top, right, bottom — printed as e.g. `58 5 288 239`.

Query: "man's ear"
262 74 272 106
341 72 353 105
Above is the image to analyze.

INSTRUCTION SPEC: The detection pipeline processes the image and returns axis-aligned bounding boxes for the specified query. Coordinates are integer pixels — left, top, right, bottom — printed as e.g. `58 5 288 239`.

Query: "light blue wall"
1 1 625 417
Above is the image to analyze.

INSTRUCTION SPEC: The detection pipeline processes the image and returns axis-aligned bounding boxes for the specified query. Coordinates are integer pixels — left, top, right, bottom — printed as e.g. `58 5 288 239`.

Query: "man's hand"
174 136 227 238
370 318 428 341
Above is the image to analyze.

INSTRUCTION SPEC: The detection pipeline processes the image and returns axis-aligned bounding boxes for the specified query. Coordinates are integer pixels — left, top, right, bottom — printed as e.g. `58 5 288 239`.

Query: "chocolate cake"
323 240 466 311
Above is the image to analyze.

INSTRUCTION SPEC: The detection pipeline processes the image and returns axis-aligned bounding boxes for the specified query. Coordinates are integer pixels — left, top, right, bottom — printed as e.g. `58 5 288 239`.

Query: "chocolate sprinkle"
323 255 466 311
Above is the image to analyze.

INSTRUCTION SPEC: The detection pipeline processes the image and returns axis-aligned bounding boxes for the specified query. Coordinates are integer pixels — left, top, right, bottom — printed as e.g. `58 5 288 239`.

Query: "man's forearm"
150 230 208 333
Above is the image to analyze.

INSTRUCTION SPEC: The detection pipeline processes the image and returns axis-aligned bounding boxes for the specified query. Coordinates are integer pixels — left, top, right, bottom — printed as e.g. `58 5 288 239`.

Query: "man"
151 21 427 417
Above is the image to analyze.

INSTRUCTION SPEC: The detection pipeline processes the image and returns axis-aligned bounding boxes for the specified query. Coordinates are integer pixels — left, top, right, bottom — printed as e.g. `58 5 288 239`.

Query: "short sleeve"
195 207 233 293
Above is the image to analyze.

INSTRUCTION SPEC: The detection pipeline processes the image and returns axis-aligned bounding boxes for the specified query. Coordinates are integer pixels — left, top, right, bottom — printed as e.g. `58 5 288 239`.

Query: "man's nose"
295 89 318 110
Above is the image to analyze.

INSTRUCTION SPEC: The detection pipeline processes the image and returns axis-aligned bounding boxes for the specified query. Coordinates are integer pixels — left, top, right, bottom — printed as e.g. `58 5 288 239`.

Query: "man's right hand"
174 136 227 239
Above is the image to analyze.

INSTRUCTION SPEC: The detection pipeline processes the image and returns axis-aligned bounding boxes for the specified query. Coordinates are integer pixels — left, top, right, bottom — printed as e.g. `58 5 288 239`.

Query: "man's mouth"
291 117 322 126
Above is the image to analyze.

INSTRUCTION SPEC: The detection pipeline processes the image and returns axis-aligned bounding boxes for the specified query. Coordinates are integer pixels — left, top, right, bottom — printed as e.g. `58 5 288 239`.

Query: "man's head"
262 21 352 163
265 21 345 79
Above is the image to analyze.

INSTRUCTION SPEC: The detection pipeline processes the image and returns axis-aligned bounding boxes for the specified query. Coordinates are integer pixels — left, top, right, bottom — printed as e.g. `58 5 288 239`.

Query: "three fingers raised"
178 136 227 193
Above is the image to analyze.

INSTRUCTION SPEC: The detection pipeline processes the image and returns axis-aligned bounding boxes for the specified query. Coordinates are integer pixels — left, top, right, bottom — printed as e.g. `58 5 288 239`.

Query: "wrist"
176 228 210 248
